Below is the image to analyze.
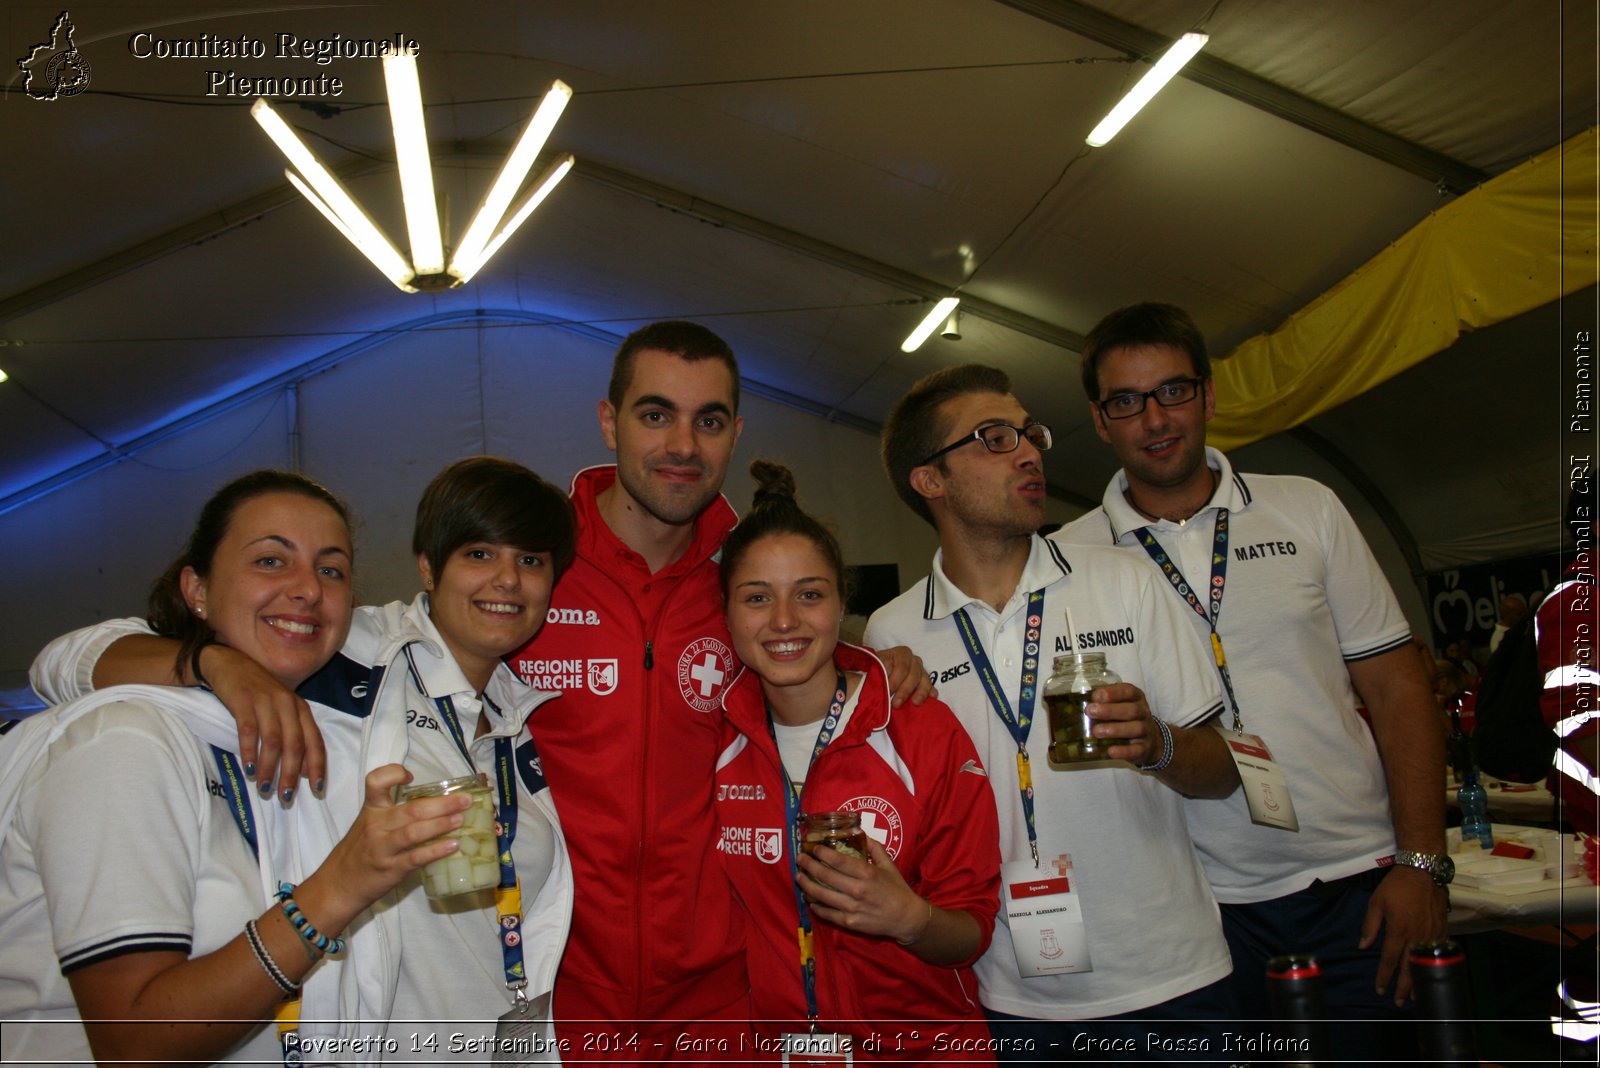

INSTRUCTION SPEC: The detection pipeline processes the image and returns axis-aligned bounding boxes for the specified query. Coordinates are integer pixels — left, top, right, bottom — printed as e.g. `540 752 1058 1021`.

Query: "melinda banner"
1424 551 1564 654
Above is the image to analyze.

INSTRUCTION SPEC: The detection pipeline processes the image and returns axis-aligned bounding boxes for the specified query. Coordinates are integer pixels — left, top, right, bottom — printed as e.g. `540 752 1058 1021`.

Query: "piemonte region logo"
19 12 92 100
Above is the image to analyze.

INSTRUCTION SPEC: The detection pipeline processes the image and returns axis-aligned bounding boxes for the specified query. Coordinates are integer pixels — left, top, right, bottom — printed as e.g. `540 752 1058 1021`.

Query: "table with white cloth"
1445 825 1598 935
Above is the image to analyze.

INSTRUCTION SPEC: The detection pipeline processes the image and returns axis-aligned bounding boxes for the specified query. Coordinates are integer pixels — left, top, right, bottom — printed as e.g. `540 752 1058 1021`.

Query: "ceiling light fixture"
384 53 444 276
940 308 962 341
901 296 961 353
252 57 575 292
252 98 414 288
1085 32 1208 148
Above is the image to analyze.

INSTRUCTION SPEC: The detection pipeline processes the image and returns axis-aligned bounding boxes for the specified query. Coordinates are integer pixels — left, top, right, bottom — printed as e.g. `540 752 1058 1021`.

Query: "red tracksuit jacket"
510 465 749 1032
714 642 1001 1060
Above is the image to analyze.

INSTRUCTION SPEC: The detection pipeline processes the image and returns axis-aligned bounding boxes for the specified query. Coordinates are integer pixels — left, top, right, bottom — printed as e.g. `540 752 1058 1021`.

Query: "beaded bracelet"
276 882 347 957
244 917 299 996
1136 717 1176 773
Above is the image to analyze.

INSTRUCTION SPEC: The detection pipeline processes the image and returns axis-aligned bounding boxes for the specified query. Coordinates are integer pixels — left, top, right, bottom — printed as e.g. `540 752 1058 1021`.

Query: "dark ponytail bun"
748 458 798 507
719 459 847 605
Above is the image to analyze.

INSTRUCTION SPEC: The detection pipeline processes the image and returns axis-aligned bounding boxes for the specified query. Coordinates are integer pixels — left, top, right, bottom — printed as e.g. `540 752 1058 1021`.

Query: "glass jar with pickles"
1042 652 1121 767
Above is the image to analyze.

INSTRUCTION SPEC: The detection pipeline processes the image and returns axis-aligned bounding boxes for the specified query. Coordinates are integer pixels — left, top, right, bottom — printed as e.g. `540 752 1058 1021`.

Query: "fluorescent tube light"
450 80 573 280
901 297 961 353
459 154 575 283
1085 32 1208 148
253 65 574 290
252 99 415 288
383 54 444 275
285 170 418 292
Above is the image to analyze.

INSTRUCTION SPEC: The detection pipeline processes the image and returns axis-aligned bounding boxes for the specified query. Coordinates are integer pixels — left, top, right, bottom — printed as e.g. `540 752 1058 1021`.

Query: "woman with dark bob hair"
27 456 579 1062
0 470 478 1063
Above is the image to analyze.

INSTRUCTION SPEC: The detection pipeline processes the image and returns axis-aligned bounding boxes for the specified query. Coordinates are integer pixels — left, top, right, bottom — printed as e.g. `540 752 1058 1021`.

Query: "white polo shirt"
1055 448 1412 901
26 601 571 1061
865 535 1231 1020
0 703 280 1065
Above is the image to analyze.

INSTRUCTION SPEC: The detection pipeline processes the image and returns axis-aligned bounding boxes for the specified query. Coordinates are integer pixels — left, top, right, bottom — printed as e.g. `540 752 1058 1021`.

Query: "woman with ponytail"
714 459 1002 1060
0 471 469 1064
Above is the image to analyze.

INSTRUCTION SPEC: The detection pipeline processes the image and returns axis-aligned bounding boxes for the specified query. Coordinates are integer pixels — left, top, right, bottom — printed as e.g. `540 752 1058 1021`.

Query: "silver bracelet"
1136 717 1175 773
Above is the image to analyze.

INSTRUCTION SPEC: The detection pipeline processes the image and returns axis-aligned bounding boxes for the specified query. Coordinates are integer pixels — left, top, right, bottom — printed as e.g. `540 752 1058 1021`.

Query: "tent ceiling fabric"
1210 128 1597 451
2 0 1594 566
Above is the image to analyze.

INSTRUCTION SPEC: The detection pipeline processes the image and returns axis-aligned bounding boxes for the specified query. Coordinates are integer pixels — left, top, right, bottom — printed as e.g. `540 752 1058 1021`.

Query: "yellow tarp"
1208 126 1598 450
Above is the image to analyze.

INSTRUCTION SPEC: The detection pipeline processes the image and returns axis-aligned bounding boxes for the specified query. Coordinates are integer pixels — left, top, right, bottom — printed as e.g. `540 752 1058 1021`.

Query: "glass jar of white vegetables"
396 773 500 899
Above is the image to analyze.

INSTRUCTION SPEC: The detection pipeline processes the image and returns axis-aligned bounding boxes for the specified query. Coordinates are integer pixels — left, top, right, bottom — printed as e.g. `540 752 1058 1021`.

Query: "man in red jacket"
509 322 928 1058
509 322 751 1056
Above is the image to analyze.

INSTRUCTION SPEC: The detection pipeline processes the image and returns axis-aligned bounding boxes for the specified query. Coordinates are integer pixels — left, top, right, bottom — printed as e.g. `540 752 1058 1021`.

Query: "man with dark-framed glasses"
1057 302 1445 1061
1093 377 1205 421
914 419 1055 467
866 363 1240 1058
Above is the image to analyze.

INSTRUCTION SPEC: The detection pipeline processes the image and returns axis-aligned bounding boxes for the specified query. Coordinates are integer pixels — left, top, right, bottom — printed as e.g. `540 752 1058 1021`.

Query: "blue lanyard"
210 745 259 860
1134 509 1243 731
405 649 529 992
954 588 1045 865
211 744 299 1066
491 727 519 885
489 732 528 991
768 671 849 1028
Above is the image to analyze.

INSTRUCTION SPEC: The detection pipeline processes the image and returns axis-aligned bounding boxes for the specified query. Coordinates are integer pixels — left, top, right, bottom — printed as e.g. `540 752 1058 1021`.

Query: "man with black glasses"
866 363 1240 1057
1056 303 1446 1059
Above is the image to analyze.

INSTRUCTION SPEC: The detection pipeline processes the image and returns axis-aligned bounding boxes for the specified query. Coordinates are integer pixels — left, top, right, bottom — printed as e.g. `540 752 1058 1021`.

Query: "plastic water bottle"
1458 766 1494 848
1446 709 1472 784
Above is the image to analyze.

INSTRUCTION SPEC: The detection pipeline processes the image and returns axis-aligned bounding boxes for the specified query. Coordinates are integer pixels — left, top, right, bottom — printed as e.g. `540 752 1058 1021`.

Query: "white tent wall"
1 393 295 710
3 320 1028 712
0 307 1417 714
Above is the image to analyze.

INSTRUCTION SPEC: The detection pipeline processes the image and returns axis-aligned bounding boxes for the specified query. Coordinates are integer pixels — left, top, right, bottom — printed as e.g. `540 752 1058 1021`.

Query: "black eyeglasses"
1097 378 1205 420
917 422 1053 466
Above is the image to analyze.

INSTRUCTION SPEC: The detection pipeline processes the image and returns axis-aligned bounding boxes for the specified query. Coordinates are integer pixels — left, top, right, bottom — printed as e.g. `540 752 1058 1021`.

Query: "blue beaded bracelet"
276 882 347 956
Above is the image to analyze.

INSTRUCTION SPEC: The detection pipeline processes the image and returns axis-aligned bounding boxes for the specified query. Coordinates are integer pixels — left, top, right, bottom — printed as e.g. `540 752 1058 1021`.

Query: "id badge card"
780 1031 853 1066
1219 728 1299 831
493 990 552 1067
1002 858 1091 976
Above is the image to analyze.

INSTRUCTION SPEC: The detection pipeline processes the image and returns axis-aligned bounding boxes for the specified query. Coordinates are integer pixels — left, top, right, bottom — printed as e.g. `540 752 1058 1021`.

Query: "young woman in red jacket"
714 459 1003 1062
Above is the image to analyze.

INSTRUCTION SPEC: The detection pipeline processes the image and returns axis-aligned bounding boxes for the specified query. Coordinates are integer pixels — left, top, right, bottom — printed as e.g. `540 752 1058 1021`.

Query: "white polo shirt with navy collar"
866 535 1230 1020
1055 447 1412 902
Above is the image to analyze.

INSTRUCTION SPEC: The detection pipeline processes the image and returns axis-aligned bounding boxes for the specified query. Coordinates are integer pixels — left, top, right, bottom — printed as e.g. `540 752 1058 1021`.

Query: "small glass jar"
799 810 868 861
1041 652 1122 768
396 773 499 899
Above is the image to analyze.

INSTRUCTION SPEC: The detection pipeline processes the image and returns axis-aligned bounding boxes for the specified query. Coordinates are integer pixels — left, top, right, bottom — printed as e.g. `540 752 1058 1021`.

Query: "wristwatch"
1392 850 1455 887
